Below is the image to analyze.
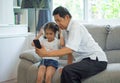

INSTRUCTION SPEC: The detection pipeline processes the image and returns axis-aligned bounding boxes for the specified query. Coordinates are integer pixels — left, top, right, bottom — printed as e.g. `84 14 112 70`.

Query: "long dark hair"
44 22 60 39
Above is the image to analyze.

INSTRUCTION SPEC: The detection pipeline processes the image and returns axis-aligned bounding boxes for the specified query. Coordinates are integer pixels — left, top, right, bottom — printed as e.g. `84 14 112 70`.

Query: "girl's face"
45 28 55 42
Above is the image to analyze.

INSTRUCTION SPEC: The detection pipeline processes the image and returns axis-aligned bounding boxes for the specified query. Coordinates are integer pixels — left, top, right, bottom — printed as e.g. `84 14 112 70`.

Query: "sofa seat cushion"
105 50 120 63
82 63 120 83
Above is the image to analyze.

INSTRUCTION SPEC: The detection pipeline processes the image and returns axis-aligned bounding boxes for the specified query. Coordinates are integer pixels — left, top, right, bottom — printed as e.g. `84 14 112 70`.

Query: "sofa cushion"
82 63 120 83
20 49 41 63
105 50 120 63
84 24 108 50
106 25 120 50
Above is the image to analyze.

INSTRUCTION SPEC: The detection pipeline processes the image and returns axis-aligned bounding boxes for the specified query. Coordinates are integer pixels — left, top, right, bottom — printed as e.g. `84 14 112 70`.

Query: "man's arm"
67 53 73 64
35 46 73 57
59 29 65 47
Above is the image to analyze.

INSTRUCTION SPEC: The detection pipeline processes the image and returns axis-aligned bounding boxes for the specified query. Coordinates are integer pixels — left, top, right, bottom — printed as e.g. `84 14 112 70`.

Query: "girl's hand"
31 29 44 47
35 45 47 57
31 38 38 47
31 41 35 47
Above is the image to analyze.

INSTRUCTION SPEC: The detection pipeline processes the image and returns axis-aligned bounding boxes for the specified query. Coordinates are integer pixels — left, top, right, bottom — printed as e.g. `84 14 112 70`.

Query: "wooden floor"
0 78 17 83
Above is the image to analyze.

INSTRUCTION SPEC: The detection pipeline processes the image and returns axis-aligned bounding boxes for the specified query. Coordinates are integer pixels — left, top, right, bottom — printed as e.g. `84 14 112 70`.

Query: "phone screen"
33 39 42 49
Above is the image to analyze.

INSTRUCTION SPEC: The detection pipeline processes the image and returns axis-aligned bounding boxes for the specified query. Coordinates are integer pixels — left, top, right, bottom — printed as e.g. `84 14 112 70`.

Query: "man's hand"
35 45 47 57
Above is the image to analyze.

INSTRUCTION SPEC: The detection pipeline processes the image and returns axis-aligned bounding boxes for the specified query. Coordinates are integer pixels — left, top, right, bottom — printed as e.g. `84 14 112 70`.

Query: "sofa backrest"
105 25 120 63
84 24 120 51
106 25 120 50
84 24 108 50
84 24 120 63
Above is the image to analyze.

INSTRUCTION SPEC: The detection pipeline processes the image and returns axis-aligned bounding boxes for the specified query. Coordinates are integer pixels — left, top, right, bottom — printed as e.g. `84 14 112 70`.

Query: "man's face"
54 14 69 30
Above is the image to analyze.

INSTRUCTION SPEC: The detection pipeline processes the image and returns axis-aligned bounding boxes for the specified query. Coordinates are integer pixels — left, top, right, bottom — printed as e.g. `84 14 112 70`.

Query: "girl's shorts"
39 59 58 69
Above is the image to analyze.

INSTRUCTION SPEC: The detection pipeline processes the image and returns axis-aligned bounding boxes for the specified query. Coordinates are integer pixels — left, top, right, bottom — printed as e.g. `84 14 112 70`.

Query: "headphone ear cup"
54 24 59 31
55 31 60 39
42 31 46 39
58 33 60 39
44 36 46 39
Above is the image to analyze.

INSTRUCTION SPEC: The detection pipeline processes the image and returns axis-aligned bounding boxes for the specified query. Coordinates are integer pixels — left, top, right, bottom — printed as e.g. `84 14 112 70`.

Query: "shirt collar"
66 18 73 32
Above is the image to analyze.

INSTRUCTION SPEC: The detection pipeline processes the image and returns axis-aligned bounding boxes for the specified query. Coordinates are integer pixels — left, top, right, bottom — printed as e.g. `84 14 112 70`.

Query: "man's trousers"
61 57 107 83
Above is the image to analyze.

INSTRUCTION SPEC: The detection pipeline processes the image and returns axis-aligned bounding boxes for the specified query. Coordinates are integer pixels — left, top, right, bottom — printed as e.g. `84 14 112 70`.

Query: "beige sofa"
17 24 120 83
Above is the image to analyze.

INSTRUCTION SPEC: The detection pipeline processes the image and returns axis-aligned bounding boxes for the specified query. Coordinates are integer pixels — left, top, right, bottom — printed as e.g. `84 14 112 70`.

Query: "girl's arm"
35 28 44 39
31 28 44 46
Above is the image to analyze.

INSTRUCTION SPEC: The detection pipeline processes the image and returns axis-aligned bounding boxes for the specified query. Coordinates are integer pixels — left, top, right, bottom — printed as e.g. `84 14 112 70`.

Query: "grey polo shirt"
62 19 108 62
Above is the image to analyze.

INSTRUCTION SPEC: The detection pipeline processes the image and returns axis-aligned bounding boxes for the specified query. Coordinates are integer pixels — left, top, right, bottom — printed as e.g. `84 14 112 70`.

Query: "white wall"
0 0 31 82
0 0 14 24
0 25 28 82
0 37 26 82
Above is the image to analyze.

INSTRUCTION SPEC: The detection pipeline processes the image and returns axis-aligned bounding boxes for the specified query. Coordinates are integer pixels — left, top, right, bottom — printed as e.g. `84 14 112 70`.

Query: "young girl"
36 22 65 83
33 22 73 83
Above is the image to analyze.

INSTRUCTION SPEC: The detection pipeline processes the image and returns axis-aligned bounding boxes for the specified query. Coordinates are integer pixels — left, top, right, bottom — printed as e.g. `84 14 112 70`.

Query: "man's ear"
65 15 70 19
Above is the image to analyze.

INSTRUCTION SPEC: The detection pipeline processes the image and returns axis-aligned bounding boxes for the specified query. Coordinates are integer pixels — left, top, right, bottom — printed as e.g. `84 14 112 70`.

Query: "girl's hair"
44 22 60 39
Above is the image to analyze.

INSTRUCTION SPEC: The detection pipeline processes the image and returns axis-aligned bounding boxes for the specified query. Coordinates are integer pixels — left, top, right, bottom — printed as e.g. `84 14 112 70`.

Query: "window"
53 0 120 21
53 0 84 20
88 0 120 20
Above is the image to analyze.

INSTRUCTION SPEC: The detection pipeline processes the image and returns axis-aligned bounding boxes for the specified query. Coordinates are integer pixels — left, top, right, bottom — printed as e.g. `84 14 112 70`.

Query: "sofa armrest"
20 49 41 63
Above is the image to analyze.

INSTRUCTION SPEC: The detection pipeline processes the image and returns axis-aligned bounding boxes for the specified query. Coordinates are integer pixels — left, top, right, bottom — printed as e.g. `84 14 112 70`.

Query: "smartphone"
33 39 42 49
